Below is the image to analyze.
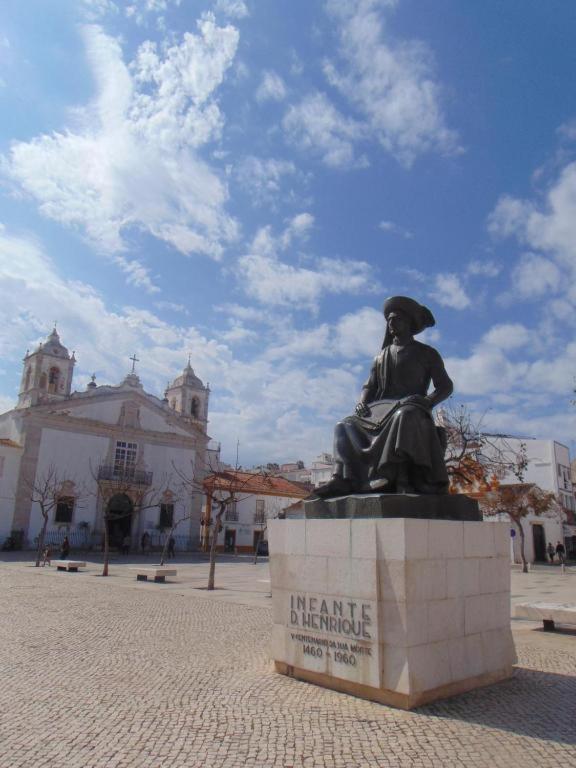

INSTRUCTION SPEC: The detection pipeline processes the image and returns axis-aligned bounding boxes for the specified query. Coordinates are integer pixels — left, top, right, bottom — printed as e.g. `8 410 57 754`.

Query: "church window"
191 397 200 418
55 496 75 524
39 372 47 390
24 367 32 390
170 398 177 410
48 367 61 393
114 441 138 479
159 503 174 529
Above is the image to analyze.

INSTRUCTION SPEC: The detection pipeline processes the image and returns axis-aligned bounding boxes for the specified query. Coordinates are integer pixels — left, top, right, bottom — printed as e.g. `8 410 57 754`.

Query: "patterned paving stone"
0 562 575 768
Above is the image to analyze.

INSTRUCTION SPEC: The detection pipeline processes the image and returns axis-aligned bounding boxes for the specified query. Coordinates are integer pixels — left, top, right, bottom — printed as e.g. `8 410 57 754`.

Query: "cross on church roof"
129 353 139 374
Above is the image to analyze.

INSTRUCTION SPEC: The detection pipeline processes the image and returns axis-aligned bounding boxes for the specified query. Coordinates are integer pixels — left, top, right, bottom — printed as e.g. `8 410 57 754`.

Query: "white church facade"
0 329 213 551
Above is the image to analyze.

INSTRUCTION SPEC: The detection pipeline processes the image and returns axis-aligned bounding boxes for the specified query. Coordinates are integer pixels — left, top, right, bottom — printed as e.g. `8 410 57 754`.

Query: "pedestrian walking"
59 536 70 560
547 542 555 563
42 546 52 567
167 535 176 559
122 534 130 555
556 541 565 564
141 531 150 556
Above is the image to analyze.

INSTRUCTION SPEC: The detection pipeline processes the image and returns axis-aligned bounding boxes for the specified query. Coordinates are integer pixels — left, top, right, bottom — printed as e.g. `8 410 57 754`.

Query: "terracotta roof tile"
0 438 21 449
205 470 309 499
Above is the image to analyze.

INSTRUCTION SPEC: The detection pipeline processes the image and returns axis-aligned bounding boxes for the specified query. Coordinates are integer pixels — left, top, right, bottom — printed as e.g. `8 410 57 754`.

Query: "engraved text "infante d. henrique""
289 594 372 639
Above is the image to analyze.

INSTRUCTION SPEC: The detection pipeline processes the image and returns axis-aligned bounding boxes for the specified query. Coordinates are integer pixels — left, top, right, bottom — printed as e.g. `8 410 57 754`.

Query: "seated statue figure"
316 296 453 498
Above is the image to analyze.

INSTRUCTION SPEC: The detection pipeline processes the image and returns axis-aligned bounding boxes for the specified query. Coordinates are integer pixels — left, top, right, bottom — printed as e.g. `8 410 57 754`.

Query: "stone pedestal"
268 516 516 710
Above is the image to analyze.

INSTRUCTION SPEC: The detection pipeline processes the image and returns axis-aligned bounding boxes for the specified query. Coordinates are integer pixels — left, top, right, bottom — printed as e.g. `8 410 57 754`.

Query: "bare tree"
480 483 561 573
439 403 528 492
90 461 172 577
21 465 83 567
201 469 268 590
174 452 269 590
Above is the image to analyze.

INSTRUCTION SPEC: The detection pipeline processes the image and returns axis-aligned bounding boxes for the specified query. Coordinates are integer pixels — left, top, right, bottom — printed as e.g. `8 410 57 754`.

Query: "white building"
309 452 335 488
203 470 309 553
0 329 212 551
484 436 574 563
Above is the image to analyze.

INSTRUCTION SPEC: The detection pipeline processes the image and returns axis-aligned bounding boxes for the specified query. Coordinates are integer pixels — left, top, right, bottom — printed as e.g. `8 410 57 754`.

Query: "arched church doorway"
106 494 133 550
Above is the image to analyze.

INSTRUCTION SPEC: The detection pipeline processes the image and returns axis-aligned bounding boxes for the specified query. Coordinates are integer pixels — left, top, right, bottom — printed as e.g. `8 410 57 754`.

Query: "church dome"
40 328 70 359
170 360 204 389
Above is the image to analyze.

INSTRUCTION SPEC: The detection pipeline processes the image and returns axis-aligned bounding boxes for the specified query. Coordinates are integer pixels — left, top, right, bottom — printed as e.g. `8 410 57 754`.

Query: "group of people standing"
547 540 566 564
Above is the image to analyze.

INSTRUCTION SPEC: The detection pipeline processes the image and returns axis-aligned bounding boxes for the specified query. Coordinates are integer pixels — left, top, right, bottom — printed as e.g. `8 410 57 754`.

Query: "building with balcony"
0 328 212 550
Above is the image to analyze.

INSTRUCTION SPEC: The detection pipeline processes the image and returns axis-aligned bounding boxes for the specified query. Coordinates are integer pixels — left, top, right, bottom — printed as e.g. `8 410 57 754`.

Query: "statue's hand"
401 395 431 409
355 401 370 417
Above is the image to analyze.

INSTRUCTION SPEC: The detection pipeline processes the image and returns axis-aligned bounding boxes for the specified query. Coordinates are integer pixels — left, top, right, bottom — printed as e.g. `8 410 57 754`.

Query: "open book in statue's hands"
353 399 399 428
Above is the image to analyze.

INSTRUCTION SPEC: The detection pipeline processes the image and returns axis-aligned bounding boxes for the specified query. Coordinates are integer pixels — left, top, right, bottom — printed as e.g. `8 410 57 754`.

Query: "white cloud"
80 0 119 21
379 220 413 239
125 0 172 24
3 16 240 284
237 216 377 310
489 159 576 313
323 0 460 167
154 300 189 315
283 91 366 169
479 410 576 444
265 325 332 361
488 195 532 240
511 253 561 298
481 323 531 351
490 162 576 272
213 0 248 19
446 348 528 397
281 212 315 246
557 119 576 142
467 259 501 278
237 251 375 310
256 70 287 102
0 227 230 394
219 322 258 343
334 306 384 358
234 155 298 205
429 273 471 310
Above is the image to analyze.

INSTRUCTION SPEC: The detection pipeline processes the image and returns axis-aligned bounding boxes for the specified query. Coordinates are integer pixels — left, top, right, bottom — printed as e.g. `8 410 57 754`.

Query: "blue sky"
1 0 576 465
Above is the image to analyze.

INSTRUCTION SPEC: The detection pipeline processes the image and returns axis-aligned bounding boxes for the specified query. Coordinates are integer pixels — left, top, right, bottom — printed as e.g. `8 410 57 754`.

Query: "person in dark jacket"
59 536 70 559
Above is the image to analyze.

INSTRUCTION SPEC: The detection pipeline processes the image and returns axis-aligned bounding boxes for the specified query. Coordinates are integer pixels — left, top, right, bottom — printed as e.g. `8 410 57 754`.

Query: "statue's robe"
334 340 453 493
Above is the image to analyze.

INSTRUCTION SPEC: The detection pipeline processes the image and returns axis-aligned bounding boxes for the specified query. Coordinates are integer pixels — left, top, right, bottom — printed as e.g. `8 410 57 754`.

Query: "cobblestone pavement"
0 561 575 768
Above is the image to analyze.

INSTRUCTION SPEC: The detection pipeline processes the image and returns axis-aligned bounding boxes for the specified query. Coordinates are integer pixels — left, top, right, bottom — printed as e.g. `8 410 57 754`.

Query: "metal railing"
225 510 239 522
253 512 266 525
97 465 153 486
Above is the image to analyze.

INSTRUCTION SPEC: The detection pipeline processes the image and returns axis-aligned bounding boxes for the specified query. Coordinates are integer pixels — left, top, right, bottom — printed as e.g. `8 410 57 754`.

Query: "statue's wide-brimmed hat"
383 296 435 335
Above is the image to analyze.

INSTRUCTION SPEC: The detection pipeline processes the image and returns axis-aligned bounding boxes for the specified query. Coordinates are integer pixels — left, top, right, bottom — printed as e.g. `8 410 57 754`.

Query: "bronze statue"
316 296 453 498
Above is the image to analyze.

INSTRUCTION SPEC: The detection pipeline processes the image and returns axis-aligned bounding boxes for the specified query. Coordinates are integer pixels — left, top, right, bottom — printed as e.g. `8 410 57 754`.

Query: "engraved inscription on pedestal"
282 591 380 688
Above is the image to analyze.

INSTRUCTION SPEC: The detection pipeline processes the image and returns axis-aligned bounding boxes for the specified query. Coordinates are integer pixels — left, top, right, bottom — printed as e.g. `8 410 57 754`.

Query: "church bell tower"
165 358 209 430
17 328 75 409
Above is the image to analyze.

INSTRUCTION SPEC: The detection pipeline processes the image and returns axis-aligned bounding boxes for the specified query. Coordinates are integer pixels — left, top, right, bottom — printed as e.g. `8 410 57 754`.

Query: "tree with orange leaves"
439 403 527 493
479 483 560 573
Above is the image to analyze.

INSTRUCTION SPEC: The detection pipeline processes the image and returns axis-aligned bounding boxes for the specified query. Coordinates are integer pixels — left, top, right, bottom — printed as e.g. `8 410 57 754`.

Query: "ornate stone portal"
269 515 516 710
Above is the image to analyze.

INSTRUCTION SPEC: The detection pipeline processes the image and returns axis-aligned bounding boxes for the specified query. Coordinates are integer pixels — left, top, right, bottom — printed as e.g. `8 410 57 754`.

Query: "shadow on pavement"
420 667 576 746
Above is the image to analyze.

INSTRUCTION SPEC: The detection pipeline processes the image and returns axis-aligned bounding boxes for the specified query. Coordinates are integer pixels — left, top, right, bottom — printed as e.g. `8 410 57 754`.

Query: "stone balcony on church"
97 465 153 487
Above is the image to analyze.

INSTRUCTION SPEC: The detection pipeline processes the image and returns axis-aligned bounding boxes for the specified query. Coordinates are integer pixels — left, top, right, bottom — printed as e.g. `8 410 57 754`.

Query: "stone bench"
130 567 177 583
55 560 86 572
514 602 576 631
